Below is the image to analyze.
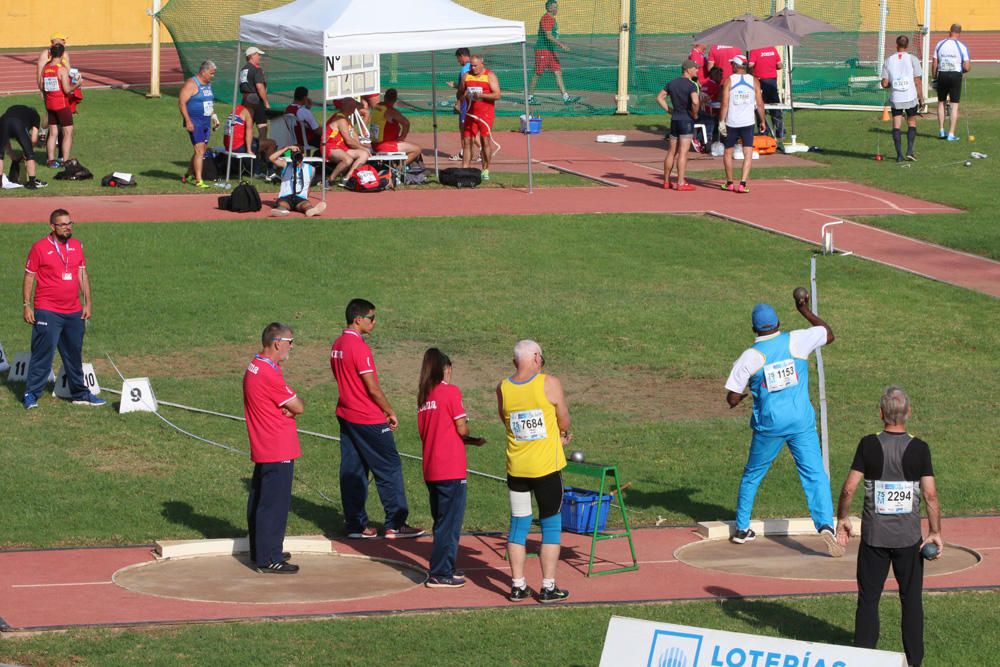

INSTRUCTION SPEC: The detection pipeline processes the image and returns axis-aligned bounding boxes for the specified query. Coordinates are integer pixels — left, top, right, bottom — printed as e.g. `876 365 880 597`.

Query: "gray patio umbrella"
763 10 840 142
692 13 800 51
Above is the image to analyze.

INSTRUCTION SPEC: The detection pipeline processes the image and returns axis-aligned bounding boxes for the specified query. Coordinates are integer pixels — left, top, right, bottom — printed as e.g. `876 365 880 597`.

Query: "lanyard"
254 354 280 372
49 235 70 274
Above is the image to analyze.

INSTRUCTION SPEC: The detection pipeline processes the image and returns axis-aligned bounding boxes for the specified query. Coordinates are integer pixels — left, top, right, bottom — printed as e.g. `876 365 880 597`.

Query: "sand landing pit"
113 553 426 604
677 535 981 581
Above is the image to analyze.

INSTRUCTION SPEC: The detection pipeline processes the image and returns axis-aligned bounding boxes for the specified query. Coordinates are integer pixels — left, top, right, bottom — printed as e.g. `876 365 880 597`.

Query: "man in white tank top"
719 55 765 193
881 35 924 162
932 23 971 140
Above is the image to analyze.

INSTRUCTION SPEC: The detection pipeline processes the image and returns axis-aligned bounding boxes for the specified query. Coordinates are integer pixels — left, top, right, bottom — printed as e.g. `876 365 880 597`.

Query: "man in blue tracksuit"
724 293 843 557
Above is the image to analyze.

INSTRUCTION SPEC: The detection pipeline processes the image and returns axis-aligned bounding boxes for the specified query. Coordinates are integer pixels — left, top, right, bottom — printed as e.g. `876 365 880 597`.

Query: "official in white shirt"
881 35 924 162
932 23 971 141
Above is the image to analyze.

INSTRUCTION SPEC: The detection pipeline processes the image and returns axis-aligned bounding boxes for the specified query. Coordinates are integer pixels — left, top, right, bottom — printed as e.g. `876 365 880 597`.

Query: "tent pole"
226 41 241 183
431 51 439 180
322 55 327 204
521 41 532 194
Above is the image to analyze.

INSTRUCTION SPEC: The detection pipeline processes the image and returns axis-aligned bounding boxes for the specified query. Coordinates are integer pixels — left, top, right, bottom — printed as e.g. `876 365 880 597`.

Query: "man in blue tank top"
724 293 843 556
178 60 219 188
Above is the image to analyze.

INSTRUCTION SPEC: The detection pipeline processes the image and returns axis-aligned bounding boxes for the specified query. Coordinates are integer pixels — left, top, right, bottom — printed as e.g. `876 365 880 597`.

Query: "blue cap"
752 303 779 332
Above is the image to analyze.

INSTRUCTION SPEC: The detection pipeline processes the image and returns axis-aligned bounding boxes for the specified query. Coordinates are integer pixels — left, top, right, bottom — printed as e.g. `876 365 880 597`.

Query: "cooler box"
520 115 542 134
561 486 613 533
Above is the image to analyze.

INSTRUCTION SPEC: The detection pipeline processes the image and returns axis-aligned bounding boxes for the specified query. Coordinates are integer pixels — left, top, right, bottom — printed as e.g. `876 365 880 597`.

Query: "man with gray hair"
178 60 219 188
496 339 572 603
834 386 941 667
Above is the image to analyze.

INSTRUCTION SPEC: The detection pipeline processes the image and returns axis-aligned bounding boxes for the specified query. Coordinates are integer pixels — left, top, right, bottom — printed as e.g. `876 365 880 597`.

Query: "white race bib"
202 100 214 117
938 55 958 71
240 70 249 84
892 78 912 92
510 409 548 442
874 480 914 514
357 169 377 185
763 359 798 392
732 88 752 105
370 123 382 142
43 76 60 92
468 86 484 96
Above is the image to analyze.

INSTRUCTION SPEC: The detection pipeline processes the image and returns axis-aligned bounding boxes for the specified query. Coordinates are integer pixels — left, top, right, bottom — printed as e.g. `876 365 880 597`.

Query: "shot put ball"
570 450 585 463
921 542 939 560
792 287 809 302
964 160 972 167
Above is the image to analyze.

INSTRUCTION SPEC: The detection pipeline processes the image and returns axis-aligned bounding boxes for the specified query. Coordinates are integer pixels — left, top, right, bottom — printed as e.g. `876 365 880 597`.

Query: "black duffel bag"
438 167 481 188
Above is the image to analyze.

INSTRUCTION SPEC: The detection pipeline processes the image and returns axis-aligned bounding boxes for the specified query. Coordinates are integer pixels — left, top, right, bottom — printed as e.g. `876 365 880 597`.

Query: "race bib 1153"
763 359 798 392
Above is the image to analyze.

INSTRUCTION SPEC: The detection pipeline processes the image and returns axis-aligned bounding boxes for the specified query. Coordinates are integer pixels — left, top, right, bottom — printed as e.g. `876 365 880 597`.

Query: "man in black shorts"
655 59 701 191
932 24 971 141
240 47 271 141
0 105 47 189
835 386 942 667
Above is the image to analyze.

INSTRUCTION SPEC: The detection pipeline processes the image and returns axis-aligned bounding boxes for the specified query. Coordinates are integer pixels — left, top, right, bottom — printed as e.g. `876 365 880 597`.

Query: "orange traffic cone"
880 106 891 121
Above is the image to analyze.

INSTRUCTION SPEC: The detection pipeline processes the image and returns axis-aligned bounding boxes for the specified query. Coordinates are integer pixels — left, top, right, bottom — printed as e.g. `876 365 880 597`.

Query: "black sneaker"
819 525 845 558
256 561 299 574
384 524 425 539
537 585 570 603
731 528 756 544
426 574 466 588
508 584 534 602
26 177 48 189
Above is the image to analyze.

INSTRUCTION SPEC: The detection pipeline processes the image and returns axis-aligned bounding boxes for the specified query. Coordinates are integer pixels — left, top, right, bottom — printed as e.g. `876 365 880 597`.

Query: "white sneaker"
448 152 463 161
269 207 289 217
305 202 327 217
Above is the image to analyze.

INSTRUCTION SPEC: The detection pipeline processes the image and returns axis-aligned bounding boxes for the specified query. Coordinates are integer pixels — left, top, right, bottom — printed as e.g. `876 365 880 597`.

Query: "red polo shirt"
688 48 709 85
243 355 301 463
25 235 86 314
418 382 468 482
331 329 385 424
749 46 782 80
709 45 744 79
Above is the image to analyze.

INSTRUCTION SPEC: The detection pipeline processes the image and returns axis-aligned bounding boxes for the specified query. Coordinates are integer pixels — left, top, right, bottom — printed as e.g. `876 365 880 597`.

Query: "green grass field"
3 78 999 257
1 80 998 664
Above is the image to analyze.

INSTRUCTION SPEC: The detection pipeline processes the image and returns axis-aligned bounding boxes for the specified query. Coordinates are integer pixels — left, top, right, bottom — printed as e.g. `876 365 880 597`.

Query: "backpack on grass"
53 158 93 181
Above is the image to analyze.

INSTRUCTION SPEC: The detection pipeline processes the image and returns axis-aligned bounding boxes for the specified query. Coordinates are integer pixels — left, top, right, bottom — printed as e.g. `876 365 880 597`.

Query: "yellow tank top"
500 373 566 478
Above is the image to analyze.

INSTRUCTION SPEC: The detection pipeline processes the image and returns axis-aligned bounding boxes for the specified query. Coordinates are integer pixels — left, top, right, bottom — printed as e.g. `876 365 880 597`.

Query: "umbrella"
764 9 838 36
763 10 840 144
692 13 800 51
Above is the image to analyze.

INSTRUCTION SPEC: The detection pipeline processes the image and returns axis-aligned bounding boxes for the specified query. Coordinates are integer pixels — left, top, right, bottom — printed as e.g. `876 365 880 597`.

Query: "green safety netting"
159 0 922 115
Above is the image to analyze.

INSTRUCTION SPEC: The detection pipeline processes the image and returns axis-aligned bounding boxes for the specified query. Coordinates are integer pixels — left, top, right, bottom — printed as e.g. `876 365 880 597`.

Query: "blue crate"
561 486 613 533
519 115 543 134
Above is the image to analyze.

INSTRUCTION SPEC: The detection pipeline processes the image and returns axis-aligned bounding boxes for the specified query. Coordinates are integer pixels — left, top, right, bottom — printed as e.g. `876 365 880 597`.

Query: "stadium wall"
0 0 994 51
0 0 173 49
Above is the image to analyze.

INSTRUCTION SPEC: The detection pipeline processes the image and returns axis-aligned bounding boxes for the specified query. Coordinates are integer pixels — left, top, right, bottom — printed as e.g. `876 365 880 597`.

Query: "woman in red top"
417 348 485 588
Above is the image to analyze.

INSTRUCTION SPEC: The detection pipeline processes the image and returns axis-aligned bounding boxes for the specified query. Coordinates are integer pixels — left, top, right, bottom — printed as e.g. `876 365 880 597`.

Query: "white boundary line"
12 581 114 589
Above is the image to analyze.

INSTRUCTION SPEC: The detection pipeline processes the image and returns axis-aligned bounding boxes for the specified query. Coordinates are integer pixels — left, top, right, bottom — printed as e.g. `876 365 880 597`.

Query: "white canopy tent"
231 0 531 195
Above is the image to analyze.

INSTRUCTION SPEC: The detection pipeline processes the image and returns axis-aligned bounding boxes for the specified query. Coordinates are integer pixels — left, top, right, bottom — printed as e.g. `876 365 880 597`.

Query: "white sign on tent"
324 53 380 101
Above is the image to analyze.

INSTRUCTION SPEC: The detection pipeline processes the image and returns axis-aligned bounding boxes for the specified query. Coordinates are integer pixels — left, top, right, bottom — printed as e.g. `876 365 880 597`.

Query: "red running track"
1 518 997 632
0 47 184 95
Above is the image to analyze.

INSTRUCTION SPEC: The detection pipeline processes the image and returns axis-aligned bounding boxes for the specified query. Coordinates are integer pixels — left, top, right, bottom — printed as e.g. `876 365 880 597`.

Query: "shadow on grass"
161 500 242 538
290 492 345 537
707 585 854 645
624 486 731 524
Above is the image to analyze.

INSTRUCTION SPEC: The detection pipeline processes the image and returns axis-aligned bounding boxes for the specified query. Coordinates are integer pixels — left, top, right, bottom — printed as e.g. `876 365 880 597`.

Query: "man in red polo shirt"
749 45 784 138
22 208 104 409
709 44 744 79
243 322 303 574
688 43 710 86
331 298 424 540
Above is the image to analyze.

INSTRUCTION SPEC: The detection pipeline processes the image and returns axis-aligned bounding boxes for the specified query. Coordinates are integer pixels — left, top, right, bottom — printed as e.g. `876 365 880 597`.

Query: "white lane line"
784 179 914 213
12 581 114 589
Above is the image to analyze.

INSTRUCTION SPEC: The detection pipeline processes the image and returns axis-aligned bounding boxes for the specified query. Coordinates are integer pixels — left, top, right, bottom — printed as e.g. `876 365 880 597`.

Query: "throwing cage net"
159 0 926 116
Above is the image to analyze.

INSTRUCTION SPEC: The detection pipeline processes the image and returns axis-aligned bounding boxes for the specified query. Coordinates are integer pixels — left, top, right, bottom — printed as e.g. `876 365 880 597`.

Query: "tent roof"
239 0 525 56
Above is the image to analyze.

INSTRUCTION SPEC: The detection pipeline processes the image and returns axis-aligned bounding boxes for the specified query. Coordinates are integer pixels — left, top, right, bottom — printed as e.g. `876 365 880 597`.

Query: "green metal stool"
564 461 639 577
